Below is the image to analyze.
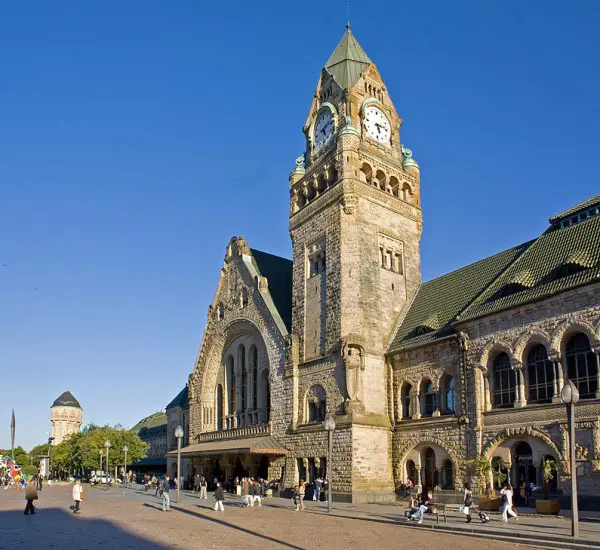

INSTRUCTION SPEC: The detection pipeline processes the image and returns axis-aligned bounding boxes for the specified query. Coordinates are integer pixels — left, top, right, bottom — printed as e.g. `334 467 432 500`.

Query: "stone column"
412 392 421 420
514 367 527 408
483 373 492 411
550 352 564 403
593 348 600 399
416 464 423 492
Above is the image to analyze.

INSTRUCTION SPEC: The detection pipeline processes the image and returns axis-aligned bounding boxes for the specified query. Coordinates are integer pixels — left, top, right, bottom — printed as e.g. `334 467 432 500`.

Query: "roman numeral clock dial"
314 111 334 150
364 106 391 144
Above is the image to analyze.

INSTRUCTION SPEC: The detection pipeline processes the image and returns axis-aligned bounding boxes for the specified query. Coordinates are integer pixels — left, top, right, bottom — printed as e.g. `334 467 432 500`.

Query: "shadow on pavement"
142 502 304 550
0 507 170 550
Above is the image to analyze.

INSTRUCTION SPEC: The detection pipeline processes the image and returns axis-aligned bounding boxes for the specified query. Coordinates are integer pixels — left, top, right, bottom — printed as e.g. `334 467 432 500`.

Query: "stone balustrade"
196 422 271 442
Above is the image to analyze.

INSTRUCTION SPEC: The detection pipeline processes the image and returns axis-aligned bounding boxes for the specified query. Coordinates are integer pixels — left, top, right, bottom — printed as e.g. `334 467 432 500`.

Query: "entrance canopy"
167 436 288 458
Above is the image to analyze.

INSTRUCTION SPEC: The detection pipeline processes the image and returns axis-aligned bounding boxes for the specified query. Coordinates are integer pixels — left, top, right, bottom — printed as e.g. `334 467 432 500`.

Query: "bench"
404 501 462 524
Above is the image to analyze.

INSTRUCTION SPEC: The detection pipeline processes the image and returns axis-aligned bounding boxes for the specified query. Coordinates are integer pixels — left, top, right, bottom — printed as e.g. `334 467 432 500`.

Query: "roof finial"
346 0 351 30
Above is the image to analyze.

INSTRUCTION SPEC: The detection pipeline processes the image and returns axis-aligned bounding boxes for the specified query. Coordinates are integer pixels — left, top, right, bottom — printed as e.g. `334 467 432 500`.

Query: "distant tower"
50 391 82 445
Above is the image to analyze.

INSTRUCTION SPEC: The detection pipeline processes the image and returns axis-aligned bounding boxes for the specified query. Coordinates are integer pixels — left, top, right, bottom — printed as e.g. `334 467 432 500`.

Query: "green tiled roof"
324 27 372 90
460 215 600 321
166 385 188 410
131 411 167 434
549 193 600 223
389 242 531 352
250 249 293 330
52 390 81 408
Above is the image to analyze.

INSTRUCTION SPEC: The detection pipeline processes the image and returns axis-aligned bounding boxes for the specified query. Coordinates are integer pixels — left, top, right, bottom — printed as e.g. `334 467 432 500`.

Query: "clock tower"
288 26 423 500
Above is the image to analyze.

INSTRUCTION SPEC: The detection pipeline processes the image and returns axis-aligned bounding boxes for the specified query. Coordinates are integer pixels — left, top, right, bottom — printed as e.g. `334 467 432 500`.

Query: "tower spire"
346 0 351 30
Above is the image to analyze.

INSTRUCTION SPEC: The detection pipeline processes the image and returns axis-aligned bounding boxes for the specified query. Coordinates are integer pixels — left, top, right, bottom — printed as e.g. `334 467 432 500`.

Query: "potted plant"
465 455 501 510
536 458 560 514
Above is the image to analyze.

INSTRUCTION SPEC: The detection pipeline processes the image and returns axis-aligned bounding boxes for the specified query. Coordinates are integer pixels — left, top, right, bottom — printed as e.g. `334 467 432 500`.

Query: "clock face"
314 111 335 149
364 106 391 144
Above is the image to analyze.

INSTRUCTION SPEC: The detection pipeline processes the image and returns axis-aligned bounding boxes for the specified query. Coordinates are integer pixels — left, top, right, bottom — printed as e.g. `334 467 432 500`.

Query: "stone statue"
341 337 365 402
295 153 305 168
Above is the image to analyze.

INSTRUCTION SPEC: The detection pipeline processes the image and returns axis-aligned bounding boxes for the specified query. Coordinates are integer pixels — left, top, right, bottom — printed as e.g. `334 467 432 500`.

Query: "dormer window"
491 270 535 301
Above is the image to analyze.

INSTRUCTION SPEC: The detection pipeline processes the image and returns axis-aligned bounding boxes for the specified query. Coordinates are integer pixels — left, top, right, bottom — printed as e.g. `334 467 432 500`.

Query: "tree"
542 458 556 500
0 446 28 467
30 424 149 478
28 443 51 468
465 455 493 497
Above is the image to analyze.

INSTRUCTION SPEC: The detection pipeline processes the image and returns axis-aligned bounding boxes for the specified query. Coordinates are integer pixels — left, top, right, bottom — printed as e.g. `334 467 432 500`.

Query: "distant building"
130 411 167 474
166 386 190 481
50 391 82 445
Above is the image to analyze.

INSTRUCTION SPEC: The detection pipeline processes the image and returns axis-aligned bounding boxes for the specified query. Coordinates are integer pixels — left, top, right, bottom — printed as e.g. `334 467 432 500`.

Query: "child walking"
73 479 84 514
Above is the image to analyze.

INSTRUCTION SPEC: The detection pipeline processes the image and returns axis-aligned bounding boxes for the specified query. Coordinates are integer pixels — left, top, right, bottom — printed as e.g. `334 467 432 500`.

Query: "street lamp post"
175 425 184 503
561 380 580 538
47 436 54 480
99 449 103 478
324 415 336 513
123 445 129 488
104 440 111 491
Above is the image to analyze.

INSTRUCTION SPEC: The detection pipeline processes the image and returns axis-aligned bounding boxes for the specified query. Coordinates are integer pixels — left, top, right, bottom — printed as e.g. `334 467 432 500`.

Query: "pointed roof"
52 391 81 408
325 26 372 90
166 385 189 410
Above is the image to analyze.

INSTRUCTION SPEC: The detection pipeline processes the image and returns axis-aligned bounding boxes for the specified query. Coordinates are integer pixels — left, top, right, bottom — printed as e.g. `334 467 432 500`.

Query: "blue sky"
2 1 599 451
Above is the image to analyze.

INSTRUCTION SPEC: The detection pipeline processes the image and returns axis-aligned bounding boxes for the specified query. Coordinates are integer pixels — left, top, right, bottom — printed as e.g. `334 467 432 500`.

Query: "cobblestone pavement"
0 485 540 550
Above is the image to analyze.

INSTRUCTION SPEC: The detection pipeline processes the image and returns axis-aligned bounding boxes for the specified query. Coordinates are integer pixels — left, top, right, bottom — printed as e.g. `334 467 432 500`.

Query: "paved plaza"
0 485 551 550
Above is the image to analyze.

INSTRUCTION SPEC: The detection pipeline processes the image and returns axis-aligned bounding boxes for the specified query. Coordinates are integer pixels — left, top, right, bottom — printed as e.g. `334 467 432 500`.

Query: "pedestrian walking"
463 483 473 523
162 475 171 512
251 479 262 507
293 485 301 512
241 477 249 507
73 479 83 514
24 479 38 515
214 483 225 512
500 483 519 523
314 476 323 501
200 475 208 500
299 480 306 511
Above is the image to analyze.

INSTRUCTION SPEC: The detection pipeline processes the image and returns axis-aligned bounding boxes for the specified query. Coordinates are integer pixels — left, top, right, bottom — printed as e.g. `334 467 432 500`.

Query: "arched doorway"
514 442 535 504
423 447 436 490
406 460 417 485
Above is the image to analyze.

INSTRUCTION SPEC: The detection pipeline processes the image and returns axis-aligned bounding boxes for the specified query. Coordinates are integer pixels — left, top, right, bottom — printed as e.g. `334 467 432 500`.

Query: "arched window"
492 352 516 408
566 333 598 398
227 355 235 415
266 376 271 421
240 287 248 309
401 382 412 419
306 385 326 423
359 163 372 185
441 459 453 489
216 384 223 431
375 169 386 190
226 355 235 414
238 345 247 418
440 375 455 414
251 346 258 410
420 380 436 417
527 345 554 404
406 460 417 485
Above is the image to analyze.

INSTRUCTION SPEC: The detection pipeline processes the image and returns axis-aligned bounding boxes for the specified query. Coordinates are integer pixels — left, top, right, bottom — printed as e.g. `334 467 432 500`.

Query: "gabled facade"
175 27 600 504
